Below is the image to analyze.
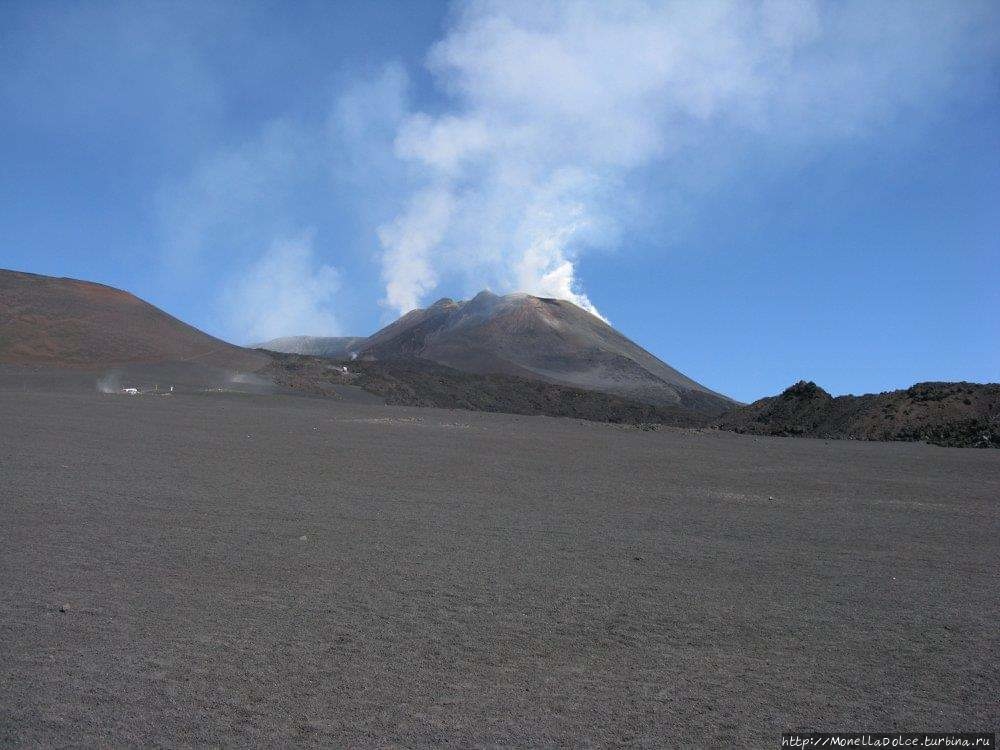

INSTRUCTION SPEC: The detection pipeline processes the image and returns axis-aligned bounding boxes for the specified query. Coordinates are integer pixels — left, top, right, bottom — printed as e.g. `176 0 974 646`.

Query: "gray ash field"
1 372 998 748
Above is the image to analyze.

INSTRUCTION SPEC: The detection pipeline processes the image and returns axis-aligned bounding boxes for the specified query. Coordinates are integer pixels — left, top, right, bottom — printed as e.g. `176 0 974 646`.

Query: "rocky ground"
716 380 1000 448
1 371 998 747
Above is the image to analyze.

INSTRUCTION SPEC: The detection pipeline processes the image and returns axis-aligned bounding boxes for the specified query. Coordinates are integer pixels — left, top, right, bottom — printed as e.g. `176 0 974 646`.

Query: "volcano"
0 269 267 371
358 290 734 415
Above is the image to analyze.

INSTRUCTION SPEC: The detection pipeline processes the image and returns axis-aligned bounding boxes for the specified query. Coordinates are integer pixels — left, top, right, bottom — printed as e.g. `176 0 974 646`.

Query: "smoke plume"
222 234 341 343
377 0 994 316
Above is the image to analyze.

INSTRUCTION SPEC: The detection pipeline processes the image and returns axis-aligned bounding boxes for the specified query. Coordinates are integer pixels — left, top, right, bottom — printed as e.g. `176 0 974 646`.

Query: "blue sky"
1 0 997 402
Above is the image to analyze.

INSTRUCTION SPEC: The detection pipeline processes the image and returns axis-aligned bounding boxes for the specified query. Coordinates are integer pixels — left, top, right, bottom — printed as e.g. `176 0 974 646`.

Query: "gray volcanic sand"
1 373 997 748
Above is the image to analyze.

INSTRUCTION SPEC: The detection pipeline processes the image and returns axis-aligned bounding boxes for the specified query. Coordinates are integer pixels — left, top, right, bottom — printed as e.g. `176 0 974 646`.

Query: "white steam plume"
378 0 995 316
222 234 341 343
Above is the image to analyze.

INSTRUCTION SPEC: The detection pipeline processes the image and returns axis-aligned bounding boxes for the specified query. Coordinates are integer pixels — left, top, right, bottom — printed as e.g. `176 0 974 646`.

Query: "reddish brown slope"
0 269 267 370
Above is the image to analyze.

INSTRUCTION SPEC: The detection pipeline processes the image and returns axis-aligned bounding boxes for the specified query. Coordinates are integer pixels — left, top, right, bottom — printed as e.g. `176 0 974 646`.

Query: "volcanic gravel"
1 374 997 747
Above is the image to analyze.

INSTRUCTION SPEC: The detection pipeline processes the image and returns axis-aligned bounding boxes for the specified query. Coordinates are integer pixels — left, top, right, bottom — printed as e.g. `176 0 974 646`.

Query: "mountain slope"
359 290 734 415
264 353 712 427
0 269 267 370
254 335 366 358
715 380 1000 448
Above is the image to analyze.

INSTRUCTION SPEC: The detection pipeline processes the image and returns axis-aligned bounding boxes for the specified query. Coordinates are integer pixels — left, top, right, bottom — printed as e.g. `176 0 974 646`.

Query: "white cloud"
375 0 997 316
222 234 341 343
152 1 996 330
157 63 414 338
377 187 455 313
395 114 492 175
